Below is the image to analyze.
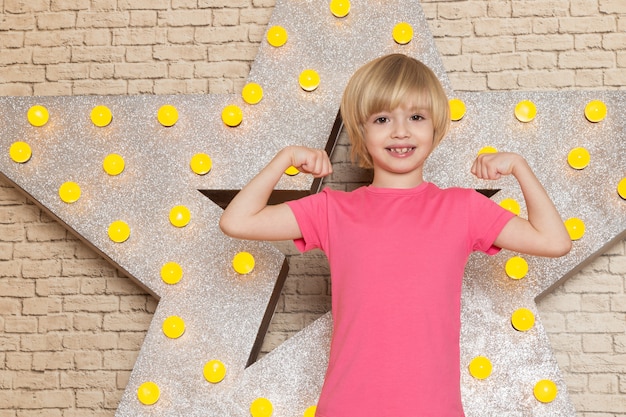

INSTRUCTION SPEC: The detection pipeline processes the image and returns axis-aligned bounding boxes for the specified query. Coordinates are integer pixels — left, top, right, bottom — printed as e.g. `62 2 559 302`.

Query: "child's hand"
470 152 526 181
286 146 333 178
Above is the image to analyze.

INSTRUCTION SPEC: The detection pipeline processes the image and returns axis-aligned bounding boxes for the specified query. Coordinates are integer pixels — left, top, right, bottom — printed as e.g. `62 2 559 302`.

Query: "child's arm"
219 146 332 241
471 152 572 258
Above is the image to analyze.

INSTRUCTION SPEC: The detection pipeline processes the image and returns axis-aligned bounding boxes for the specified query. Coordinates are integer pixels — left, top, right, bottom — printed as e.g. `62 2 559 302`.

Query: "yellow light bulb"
221 104 243 127
511 308 535 331
468 356 492 380
478 146 498 155
203 359 227 384
584 100 607 123
514 100 536 122
242 82 264 105
499 198 520 215
9 141 32 163
250 398 273 417
567 147 590 170
233 252 255 275
162 315 185 339
169 205 191 228
534 379 558 403
59 181 81 204
27 105 49 127
160 262 183 285
329 0 350 17
505 256 528 280
157 104 178 127
564 217 585 241
108 220 130 243
267 26 288 47
103 153 125 176
90 105 112 127
299 69 320 92
284 165 300 176
449 98 466 121
190 153 212 175
392 22 413 45
137 381 160 405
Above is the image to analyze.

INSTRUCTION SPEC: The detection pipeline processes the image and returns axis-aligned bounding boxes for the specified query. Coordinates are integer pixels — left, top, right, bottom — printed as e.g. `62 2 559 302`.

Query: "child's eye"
373 116 388 124
411 114 424 121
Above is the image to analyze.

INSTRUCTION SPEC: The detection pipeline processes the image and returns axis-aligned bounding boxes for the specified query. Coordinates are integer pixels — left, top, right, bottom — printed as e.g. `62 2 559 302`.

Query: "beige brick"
13 371 59 389
119 0 169 10
24 30 84 47
22 259 62 278
74 351 102 370
113 62 168 79
40 314 72 332
517 34 573 51
46 277 80 295
566 312 625 333
64 295 119 313
573 393 626 413
158 10 212 27
0 224 25 242
0 49 32 65
429 20 473 38
167 27 195 44
214 9 240 26
199 0 250 7
570 0 601 17
512 0 570 17
196 26 249 43
89 63 115 79
153 45 208 61
4 316 38 333
32 351 74 370
51 0 90 11
195 61 249 78
5 0 48 13
103 349 138 369
60 371 116 389
168 62 194 79
600 0 626 13
102 312 152 331
36 13 77 30
62 333 118 350
22 298 48 315
75 389 103 407
129 10 158 27
559 17 617 34
83 29 112 46
113 28 166 46
6 352 32 370
127 79 154 94
438 1 487 19
472 53 525 73
474 18 532 37
486 1 512 18
582 334 614 353
560 51 615 69
71 46 125 63
564 272 622 293
240 9 272 26
574 33 603 50
76 12 130 29
62 259 116 277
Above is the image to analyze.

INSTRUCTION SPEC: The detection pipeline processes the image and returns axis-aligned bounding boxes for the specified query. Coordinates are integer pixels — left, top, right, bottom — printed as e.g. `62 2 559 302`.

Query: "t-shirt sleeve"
285 189 330 253
468 190 516 255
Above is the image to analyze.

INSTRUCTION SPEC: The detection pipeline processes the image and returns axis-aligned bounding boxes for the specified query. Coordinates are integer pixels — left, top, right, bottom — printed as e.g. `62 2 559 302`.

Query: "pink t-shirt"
287 182 515 417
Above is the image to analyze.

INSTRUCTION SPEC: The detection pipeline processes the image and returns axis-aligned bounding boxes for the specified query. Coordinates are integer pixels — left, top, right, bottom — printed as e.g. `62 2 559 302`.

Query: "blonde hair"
340 54 451 168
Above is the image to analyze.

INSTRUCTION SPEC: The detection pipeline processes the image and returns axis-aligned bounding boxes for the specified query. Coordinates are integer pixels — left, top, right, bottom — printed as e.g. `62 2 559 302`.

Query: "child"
220 54 571 416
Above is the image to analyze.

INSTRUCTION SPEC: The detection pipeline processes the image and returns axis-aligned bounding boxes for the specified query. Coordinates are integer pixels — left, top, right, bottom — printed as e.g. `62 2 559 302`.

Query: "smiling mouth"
386 147 416 155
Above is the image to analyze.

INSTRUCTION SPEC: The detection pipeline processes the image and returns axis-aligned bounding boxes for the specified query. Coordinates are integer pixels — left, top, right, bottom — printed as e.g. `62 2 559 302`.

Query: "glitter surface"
0 0 624 416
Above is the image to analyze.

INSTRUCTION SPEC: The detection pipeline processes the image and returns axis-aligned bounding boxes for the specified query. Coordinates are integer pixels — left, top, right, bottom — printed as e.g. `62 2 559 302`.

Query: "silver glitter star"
0 1 623 416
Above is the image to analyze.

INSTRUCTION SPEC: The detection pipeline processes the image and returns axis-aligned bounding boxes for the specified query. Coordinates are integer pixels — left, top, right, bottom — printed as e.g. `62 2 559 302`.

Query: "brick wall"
1 0 625 416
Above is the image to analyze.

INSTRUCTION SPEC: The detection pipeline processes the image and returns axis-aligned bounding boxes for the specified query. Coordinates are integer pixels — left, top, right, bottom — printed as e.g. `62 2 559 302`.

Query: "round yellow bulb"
267 25 288 47
157 104 178 127
284 165 300 176
108 220 130 243
303 406 317 417
564 217 585 241
222 104 243 127
169 205 191 228
329 0 350 17
27 105 49 127
567 147 590 170
514 100 537 122
250 397 273 417
203 359 227 384
392 22 413 45
511 308 535 331
137 381 160 405
160 262 183 285
162 315 185 339
468 356 492 380
618 178 626 200
59 181 81 204
584 100 607 123
103 153 125 176
233 251 255 275
449 98 466 121
299 69 320 92
242 82 264 105
499 198 520 215
478 146 498 155
90 105 112 127
190 153 212 175
9 141 32 163
505 256 528 280
534 379 558 403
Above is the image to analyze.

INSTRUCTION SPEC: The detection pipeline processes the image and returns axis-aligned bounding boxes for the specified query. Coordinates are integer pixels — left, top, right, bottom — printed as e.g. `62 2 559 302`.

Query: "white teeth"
388 147 413 154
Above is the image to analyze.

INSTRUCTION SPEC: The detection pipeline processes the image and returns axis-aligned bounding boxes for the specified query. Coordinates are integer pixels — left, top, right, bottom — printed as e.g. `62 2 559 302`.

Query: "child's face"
363 99 435 187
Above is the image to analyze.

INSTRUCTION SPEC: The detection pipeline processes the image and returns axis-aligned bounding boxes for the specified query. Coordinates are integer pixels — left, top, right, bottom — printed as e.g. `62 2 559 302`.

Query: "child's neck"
370 172 425 189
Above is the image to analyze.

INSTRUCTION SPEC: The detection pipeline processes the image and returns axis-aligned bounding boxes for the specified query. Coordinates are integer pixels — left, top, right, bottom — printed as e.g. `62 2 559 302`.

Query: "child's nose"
392 120 410 138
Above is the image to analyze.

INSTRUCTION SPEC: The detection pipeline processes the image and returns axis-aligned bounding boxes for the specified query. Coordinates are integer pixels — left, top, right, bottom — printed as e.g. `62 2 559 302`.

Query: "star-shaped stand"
0 1 624 416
